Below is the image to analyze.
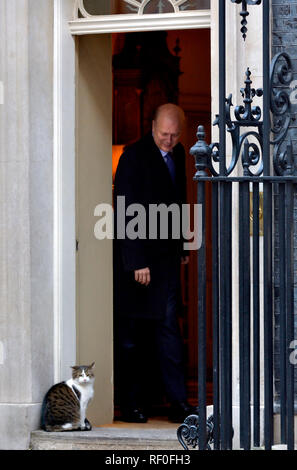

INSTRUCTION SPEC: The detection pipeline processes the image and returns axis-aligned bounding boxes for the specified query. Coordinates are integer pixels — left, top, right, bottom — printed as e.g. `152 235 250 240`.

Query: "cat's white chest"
76 381 94 403
67 378 94 401
79 382 94 406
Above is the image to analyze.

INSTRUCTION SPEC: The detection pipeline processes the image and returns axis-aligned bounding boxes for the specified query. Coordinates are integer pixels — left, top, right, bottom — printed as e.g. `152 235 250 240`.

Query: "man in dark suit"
113 103 196 423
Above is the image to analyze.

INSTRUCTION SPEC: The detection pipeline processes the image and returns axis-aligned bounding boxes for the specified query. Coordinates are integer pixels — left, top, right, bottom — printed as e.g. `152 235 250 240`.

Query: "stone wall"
0 0 54 449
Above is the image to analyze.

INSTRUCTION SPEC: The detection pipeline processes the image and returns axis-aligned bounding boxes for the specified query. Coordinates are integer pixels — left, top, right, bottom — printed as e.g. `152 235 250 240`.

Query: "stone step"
30 425 184 451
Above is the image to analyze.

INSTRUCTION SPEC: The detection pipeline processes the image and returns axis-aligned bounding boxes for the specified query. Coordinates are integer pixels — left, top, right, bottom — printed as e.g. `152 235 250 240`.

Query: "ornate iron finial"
236 67 263 122
190 126 211 179
210 68 264 177
270 52 295 176
177 414 215 451
231 0 262 40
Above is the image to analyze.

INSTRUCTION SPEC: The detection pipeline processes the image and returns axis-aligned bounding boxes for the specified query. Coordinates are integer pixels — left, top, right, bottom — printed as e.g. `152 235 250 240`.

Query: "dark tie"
164 152 176 184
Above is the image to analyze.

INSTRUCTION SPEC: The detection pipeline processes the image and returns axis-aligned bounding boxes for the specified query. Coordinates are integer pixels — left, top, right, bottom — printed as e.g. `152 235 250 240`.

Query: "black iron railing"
177 0 296 451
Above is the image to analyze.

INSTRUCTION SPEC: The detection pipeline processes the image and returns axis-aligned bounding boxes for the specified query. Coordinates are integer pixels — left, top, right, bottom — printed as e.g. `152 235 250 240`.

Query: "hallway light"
112 145 125 181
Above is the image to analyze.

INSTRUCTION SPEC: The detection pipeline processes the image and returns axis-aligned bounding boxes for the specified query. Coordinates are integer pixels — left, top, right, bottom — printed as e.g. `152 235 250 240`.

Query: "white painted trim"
53 0 62 383
69 10 211 35
53 0 77 382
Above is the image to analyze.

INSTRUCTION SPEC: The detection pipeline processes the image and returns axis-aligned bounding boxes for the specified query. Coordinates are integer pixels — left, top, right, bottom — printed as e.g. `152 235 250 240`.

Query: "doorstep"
30 419 183 451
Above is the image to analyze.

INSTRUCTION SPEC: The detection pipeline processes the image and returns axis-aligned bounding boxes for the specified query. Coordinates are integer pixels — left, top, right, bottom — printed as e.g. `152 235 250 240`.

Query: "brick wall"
272 0 297 410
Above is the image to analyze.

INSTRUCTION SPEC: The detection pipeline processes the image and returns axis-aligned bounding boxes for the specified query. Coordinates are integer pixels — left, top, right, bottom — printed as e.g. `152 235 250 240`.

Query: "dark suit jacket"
113 133 187 320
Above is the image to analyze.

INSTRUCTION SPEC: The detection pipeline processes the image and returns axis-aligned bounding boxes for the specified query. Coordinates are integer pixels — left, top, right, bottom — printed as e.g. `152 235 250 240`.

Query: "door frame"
53 0 212 382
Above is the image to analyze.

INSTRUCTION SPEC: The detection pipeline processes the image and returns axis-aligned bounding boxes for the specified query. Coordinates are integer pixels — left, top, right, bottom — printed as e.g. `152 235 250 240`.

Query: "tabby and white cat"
41 362 95 432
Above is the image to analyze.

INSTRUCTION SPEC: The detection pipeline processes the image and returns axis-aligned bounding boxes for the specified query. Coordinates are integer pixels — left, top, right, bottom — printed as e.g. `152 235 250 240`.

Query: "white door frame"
53 0 77 381
53 0 211 382
69 10 211 35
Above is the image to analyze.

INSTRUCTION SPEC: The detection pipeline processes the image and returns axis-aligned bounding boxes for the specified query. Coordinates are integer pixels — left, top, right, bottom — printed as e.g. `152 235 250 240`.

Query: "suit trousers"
115 261 187 411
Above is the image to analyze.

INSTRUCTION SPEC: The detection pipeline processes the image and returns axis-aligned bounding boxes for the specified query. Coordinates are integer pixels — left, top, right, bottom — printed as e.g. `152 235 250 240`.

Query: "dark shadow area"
112 29 212 419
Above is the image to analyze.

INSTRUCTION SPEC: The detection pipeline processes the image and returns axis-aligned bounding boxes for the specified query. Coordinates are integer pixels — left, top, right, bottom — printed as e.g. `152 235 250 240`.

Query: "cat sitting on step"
41 362 95 432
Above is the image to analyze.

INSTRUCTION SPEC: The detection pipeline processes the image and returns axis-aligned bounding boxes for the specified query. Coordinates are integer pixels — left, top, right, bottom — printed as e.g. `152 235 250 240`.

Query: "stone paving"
30 419 183 450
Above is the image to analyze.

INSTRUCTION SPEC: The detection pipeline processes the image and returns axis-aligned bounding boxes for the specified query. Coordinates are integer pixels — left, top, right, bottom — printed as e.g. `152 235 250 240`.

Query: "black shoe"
168 402 198 423
121 408 148 423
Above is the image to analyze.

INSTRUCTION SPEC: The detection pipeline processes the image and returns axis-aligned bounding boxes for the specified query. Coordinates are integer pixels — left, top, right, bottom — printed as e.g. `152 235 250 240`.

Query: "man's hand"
134 267 151 286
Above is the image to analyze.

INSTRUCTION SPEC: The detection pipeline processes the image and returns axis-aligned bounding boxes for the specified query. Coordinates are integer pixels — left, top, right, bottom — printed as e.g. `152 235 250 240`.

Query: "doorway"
111 28 212 419
75 27 211 426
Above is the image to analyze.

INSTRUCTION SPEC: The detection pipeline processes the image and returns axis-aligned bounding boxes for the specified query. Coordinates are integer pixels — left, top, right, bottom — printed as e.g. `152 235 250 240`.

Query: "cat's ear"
71 365 79 370
89 362 95 369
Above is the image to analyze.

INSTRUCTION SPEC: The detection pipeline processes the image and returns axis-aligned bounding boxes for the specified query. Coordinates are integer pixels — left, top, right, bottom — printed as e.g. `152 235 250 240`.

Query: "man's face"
152 115 182 153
